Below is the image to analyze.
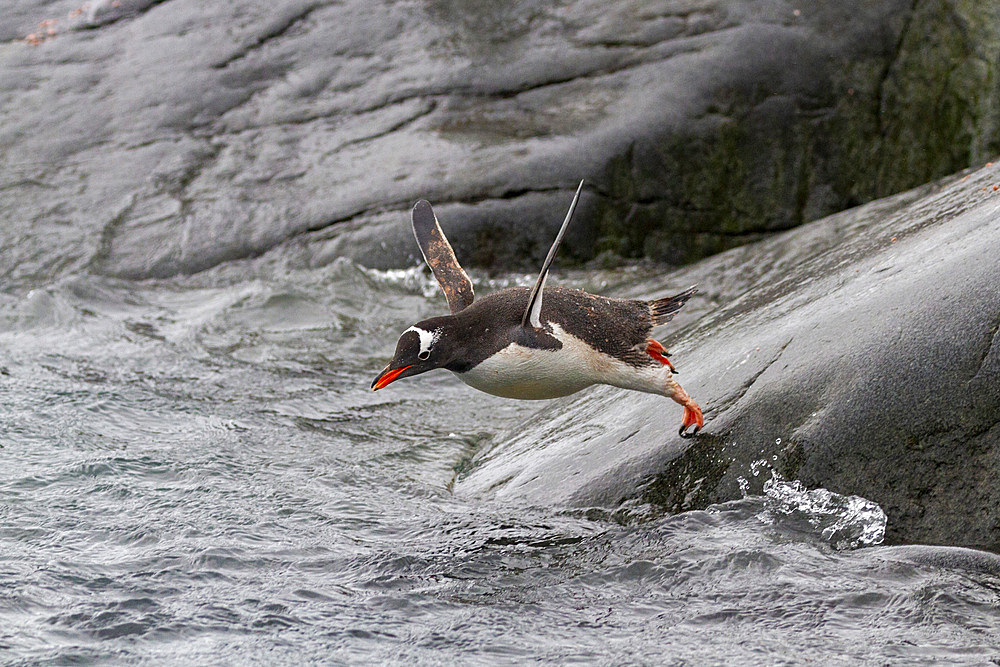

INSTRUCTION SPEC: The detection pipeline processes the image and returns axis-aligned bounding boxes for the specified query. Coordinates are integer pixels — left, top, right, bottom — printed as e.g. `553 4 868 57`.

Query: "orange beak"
371 365 413 391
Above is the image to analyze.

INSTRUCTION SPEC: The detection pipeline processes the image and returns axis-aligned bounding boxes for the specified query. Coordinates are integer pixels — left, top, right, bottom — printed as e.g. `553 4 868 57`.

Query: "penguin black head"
371 316 455 390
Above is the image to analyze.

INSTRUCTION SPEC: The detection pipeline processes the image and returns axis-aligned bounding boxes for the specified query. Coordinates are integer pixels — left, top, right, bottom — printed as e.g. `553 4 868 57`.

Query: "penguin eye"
418 349 431 361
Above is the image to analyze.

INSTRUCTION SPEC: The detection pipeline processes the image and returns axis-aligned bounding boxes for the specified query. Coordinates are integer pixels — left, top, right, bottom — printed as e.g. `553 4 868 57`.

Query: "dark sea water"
2 260 999 664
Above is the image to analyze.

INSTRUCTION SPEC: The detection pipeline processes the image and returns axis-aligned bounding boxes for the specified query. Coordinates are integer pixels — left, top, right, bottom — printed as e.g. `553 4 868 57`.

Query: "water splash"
475 272 537 290
359 264 442 298
356 262 630 313
361 263 547 295
738 464 886 550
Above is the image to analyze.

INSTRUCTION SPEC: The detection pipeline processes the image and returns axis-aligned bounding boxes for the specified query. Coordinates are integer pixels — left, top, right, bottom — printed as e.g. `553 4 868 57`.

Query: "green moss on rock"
591 1 1000 268
833 0 1000 203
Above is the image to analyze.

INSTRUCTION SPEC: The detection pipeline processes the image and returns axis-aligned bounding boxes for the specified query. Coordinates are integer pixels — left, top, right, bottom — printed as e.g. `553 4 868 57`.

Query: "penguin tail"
649 286 697 326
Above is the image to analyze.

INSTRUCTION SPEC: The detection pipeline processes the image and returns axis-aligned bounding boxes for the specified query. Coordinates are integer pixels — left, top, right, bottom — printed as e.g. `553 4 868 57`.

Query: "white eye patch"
404 326 440 359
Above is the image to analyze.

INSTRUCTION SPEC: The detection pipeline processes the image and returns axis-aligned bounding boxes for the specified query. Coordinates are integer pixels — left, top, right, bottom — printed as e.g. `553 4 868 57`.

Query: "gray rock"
3 0 999 286
455 162 1000 551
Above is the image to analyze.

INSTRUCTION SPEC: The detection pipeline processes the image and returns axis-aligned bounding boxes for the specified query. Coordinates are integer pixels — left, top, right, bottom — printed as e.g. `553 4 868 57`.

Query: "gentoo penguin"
371 181 705 437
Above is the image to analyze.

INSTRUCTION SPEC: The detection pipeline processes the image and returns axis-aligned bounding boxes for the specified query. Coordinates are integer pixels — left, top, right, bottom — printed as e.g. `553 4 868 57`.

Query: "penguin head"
371 316 454 390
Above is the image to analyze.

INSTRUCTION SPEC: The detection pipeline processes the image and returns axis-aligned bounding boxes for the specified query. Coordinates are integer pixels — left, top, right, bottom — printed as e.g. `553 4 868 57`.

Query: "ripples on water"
1 260 999 664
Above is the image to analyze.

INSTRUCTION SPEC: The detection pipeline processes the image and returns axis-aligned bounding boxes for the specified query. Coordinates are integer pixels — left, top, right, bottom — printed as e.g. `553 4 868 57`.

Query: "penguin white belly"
455 342 594 399
454 323 667 400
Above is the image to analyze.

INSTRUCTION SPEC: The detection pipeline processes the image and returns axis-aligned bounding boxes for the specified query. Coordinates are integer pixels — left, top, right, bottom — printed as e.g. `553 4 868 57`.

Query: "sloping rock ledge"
456 162 1000 551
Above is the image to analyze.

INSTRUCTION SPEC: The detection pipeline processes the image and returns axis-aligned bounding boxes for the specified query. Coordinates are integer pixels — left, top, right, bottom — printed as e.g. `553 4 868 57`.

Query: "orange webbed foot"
678 400 703 439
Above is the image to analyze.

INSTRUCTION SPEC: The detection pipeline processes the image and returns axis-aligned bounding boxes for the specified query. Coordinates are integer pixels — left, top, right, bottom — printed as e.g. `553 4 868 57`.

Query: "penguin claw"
679 424 700 439
678 402 704 439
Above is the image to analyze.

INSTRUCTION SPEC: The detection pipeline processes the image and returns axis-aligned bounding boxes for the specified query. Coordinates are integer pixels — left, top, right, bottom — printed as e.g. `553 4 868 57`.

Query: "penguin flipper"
412 200 475 314
521 180 584 329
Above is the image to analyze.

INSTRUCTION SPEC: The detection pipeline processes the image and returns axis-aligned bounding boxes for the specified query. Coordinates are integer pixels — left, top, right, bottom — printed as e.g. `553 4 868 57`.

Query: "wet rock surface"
4 0 1000 286
456 163 1000 551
